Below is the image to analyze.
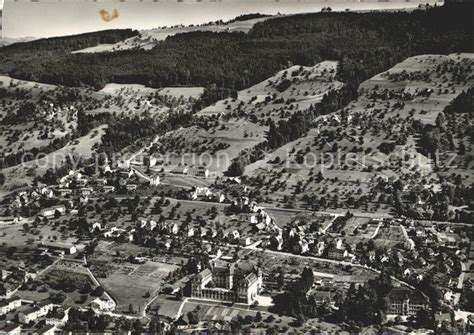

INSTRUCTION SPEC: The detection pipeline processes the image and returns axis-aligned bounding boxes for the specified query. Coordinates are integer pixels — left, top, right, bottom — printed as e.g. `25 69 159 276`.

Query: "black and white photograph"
0 0 473 333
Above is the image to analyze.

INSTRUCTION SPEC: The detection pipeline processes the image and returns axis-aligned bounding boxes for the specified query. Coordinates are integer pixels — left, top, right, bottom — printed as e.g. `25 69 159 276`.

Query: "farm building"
39 241 77 255
188 166 210 178
39 206 66 218
171 166 188 175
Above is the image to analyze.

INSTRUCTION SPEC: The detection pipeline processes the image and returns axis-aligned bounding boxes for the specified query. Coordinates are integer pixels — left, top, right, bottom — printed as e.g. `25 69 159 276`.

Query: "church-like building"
191 261 263 305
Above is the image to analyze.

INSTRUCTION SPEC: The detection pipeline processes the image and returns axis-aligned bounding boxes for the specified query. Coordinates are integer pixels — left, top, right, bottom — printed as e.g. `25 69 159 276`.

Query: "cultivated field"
91 259 178 315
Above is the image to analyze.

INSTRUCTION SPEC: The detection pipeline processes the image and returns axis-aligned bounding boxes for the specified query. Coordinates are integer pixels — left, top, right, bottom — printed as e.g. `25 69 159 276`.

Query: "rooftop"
0 323 21 332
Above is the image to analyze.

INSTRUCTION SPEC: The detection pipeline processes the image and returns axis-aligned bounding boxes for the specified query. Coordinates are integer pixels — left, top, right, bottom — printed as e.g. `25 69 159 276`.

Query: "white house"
39 206 66 218
190 187 213 200
0 297 21 315
149 175 160 186
168 223 179 235
90 298 115 312
18 301 53 324
102 185 115 193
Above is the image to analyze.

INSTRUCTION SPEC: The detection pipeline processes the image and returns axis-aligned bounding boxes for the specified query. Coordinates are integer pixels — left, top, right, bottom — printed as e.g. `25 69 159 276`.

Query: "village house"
140 219 157 231
174 314 192 330
171 166 188 175
56 188 73 197
96 178 107 186
300 239 311 254
90 297 115 312
167 222 180 235
307 290 334 306
90 222 103 233
45 307 70 327
19 300 54 324
226 230 240 243
102 185 115 193
191 261 263 305
36 324 56 335
0 323 21 335
327 246 347 261
190 187 213 200
149 174 161 186
0 270 9 281
216 193 226 203
80 187 93 196
143 155 158 168
120 169 135 179
0 216 24 226
126 184 138 191
104 227 134 242
0 297 21 315
255 222 266 232
188 166 210 178
314 241 326 256
434 312 452 329
186 227 195 237
270 235 283 251
239 237 252 246
386 287 429 316
39 205 66 219
0 283 20 300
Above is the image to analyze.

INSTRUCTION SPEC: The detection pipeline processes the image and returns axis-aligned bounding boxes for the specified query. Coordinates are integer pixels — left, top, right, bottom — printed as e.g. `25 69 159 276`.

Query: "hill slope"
244 53 474 221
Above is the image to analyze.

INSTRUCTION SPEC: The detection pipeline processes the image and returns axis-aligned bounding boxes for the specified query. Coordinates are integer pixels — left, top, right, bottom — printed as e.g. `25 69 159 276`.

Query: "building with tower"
191 260 262 304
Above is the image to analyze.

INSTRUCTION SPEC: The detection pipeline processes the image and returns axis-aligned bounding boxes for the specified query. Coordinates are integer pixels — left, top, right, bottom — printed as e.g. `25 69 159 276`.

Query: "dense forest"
0 29 138 80
0 4 472 92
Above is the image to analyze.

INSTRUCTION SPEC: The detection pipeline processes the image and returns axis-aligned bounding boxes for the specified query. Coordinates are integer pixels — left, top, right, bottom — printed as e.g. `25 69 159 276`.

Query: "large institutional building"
191 261 262 305
387 287 429 316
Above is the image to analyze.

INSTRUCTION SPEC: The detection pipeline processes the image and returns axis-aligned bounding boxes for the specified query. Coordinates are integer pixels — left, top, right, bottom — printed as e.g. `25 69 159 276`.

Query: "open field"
91 259 178 315
72 16 271 54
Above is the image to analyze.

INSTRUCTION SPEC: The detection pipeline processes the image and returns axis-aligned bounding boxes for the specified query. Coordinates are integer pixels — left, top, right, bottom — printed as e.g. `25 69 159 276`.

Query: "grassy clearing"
92 260 178 315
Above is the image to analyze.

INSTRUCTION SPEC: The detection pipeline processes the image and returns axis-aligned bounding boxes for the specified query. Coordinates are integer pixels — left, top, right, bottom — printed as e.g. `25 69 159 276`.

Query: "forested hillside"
0 29 138 75
0 4 472 92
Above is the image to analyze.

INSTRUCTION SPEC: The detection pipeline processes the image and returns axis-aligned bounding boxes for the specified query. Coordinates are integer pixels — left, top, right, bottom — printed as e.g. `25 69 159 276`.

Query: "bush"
91 286 105 297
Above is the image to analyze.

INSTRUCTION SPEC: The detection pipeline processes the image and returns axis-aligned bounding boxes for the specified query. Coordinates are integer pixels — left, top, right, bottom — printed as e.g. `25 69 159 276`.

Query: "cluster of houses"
9 187 55 210
265 220 353 262
125 152 211 179
0 269 28 300
0 298 69 335
56 170 118 199
408 223 461 249
189 187 225 203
